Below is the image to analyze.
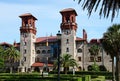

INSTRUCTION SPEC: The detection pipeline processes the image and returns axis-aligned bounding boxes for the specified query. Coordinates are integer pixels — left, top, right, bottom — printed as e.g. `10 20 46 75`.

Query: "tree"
61 54 78 74
102 24 120 81
89 44 100 62
54 54 78 74
4 46 20 73
89 44 100 71
74 0 120 21
0 46 5 69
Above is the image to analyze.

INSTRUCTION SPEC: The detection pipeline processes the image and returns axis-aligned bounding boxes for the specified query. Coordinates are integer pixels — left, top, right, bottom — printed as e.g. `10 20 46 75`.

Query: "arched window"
77 48 82 53
47 50 51 53
36 50 40 54
42 50 46 54
72 16 74 22
88 65 92 71
66 15 70 22
66 48 69 52
66 39 69 44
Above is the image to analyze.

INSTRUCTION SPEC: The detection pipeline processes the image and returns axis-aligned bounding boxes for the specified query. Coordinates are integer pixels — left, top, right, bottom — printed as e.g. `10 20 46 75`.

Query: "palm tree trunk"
64 67 68 74
112 57 116 81
116 52 120 81
10 67 13 73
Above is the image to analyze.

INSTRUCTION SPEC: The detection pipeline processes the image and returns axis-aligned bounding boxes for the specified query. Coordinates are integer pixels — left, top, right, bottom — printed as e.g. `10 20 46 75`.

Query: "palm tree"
0 46 5 68
4 46 20 73
102 33 116 81
102 24 120 81
60 54 78 74
74 0 120 21
89 44 100 71
54 54 78 74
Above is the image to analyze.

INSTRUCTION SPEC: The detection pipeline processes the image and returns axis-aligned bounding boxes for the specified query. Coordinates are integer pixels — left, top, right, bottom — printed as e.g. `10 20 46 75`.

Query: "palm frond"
74 0 120 21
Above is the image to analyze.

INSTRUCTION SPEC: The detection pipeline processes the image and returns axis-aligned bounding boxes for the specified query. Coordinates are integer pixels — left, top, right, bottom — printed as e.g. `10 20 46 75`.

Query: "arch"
88 65 92 71
42 50 46 54
71 16 74 22
34 67 40 72
66 48 69 52
47 50 51 53
36 50 41 54
77 48 82 53
43 67 49 72
99 65 107 71
78 66 81 71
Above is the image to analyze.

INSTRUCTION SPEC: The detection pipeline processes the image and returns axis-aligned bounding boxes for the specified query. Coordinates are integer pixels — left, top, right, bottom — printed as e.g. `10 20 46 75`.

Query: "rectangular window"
24 49 26 54
97 56 101 62
78 57 81 61
24 42 27 46
90 57 94 62
24 57 26 62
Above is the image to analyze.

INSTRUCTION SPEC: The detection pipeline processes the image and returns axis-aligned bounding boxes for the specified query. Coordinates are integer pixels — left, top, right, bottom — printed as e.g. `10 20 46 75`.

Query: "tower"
19 13 37 72
60 8 77 59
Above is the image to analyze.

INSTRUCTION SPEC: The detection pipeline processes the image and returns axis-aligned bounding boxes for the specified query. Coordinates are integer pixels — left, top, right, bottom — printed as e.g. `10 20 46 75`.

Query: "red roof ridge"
0 42 12 46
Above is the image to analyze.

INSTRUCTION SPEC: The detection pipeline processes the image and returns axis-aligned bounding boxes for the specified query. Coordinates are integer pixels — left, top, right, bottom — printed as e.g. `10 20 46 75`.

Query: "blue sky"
0 0 119 44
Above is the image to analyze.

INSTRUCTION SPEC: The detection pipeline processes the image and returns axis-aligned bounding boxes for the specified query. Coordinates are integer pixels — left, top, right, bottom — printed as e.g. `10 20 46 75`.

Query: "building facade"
0 8 112 72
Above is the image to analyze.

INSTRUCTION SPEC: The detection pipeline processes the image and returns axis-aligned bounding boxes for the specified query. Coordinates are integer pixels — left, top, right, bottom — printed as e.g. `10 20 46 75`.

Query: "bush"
91 63 100 72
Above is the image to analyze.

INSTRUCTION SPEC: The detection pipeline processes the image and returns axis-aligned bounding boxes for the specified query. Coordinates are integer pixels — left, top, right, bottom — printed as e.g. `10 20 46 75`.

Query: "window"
72 16 74 22
24 57 26 62
66 16 70 22
24 49 26 54
77 48 82 53
42 50 46 54
90 57 94 62
78 57 81 61
24 42 27 46
36 50 40 54
66 48 69 52
25 21 28 27
47 50 51 53
66 39 69 44
97 56 101 62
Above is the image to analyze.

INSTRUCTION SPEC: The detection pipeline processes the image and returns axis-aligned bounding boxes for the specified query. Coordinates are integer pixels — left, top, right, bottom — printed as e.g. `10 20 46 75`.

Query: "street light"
56 31 61 81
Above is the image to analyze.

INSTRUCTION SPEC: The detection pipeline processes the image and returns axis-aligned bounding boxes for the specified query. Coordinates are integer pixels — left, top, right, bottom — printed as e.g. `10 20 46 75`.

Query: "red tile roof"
60 8 77 16
36 36 84 43
19 13 37 20
0 42 12 46
76 37 84 41
36 36 57 43
89 39 101 44
32 62 53 67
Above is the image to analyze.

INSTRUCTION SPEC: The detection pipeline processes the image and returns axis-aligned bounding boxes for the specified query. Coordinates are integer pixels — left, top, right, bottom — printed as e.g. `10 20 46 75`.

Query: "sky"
0 0 120 44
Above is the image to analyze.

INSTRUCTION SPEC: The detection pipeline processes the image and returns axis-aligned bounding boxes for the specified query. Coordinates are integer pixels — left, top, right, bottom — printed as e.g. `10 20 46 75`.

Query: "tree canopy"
74 0 120 21
102 24 120 81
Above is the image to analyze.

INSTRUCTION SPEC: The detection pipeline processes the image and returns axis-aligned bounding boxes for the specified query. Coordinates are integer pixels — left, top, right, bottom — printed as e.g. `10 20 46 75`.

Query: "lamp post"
56 31 61 81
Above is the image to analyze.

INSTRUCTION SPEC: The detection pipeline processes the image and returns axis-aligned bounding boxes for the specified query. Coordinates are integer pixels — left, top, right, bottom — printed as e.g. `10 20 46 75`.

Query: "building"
0 8 112 72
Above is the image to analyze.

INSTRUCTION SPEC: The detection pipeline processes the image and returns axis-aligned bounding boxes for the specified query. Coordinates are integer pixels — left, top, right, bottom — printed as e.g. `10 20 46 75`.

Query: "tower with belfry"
60 8 77 59
19 13 37 72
